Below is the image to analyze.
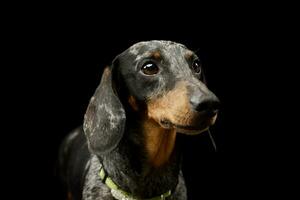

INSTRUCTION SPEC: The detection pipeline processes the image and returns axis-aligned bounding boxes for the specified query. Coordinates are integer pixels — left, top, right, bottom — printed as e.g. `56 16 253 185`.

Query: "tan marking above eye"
184 51 194 60
151 51 161 59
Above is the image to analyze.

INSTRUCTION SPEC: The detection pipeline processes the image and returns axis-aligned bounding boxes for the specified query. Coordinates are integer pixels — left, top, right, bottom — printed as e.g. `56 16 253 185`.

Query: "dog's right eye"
192 59 202 74
141 62 159 75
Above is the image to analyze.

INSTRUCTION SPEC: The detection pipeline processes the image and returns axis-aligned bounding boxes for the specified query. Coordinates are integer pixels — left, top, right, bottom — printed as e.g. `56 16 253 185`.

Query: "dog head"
84 40 220 155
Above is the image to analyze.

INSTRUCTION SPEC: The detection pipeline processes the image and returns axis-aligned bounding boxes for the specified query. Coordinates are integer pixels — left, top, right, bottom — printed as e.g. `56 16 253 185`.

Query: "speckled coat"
59 41 219 200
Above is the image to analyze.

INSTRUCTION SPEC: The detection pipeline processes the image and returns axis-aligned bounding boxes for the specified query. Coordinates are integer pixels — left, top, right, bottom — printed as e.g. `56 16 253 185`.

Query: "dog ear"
83 60 126 155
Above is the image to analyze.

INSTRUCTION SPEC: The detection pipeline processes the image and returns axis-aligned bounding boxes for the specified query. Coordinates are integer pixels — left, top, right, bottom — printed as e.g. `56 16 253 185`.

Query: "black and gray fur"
59 40 219 200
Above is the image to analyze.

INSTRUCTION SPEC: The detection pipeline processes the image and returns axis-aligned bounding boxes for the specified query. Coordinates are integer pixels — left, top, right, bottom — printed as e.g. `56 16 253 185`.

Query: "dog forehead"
119 40 195 79
128 40 189 55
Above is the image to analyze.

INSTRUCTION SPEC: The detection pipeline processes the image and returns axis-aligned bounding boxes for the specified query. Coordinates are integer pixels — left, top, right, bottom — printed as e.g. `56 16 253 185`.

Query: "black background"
4 5 289 200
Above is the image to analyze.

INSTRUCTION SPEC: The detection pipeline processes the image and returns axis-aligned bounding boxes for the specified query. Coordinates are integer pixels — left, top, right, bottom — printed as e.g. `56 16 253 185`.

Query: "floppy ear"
83 63 126 155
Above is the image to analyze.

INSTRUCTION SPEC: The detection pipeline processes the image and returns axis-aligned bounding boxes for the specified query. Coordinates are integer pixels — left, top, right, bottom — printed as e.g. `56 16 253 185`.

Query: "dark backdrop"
6 11 276 199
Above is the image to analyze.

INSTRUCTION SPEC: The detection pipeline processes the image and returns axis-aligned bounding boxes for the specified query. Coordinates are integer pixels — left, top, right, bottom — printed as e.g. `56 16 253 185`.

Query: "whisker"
208 129 217 152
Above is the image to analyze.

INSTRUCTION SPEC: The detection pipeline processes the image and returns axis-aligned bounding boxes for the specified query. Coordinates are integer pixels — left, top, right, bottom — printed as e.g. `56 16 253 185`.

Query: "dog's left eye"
192 60 201 74
141 62 159 75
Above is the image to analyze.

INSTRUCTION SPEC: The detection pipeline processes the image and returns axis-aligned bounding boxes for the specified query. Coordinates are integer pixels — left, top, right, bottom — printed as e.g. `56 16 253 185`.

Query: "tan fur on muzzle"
146 81 217 134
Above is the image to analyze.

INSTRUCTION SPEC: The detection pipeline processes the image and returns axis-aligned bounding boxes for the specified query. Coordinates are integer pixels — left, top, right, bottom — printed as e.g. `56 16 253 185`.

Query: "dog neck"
127 95 177 166
99 114 181 198
143 118 177 168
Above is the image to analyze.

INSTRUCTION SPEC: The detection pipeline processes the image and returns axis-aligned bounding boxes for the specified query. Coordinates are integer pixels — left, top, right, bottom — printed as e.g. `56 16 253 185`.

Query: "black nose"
190 92 220 115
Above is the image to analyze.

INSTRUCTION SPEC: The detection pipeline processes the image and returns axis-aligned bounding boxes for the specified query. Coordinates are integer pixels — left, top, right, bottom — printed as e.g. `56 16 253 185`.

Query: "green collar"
99 166 172 200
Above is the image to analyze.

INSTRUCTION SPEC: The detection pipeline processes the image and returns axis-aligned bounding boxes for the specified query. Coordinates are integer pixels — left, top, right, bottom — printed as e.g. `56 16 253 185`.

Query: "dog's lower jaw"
159 114 218 136
177 126 209 135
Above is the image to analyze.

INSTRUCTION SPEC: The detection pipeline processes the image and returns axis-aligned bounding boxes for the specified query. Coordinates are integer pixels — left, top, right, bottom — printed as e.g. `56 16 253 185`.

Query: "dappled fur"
59 40 219 200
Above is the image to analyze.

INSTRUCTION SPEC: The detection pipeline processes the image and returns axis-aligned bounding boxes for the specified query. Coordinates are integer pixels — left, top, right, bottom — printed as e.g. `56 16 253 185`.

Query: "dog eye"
141 62 159 75
192 60 201 74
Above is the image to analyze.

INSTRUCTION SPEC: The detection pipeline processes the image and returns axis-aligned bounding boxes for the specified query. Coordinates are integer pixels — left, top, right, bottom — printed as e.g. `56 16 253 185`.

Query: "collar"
99 165 172 200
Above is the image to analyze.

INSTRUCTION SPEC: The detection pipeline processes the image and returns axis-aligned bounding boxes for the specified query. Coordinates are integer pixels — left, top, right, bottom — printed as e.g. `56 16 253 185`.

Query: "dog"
59 40 220 200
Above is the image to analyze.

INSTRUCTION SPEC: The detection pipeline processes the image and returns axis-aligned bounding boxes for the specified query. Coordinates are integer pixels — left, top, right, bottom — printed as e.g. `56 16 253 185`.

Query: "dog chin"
159 114 217 135
176 126 209 135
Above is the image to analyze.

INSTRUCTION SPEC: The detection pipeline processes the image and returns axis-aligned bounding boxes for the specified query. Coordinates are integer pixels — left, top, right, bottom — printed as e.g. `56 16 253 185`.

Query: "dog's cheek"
147 99 168 123
146 82 192 124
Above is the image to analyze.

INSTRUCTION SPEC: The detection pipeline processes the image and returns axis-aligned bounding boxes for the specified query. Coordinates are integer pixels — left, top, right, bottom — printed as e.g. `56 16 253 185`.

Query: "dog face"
84 40 220 155
116 40 220 135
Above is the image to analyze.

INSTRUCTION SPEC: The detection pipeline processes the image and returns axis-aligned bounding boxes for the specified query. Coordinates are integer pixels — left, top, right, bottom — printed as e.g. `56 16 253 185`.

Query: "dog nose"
190 92 220 115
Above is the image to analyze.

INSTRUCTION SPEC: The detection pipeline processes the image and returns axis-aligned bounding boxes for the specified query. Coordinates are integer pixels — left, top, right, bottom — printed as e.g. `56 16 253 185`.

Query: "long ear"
83 64 126 155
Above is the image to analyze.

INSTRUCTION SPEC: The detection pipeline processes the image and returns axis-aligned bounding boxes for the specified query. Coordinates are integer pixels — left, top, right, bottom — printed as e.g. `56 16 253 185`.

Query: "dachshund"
59 40 220 200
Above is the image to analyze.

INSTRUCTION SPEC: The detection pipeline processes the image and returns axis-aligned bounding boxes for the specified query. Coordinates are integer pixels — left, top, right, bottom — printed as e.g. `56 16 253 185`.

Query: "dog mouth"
159 114 217 135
